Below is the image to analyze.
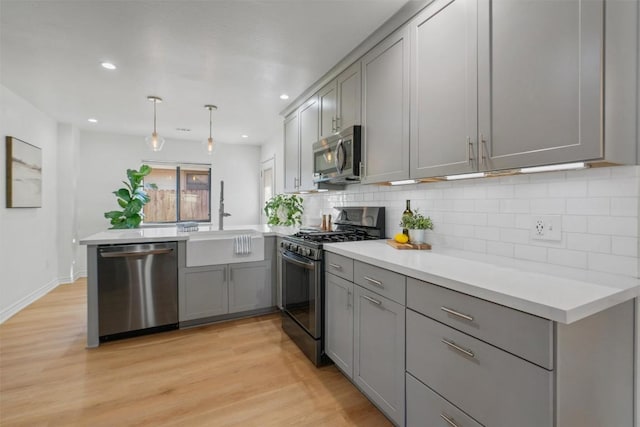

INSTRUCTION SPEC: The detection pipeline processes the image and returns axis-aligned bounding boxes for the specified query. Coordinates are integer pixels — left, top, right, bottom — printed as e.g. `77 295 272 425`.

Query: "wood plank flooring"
0 279 391 426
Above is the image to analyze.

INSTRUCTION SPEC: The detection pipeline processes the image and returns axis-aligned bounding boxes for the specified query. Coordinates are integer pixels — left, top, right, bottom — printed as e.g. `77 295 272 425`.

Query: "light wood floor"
0 279 391 426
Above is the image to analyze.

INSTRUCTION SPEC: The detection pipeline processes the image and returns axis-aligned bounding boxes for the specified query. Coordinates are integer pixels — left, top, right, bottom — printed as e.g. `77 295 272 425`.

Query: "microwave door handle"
335 139 345 174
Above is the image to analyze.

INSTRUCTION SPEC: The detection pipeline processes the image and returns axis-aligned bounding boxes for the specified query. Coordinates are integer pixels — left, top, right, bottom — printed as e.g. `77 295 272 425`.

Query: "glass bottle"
402 200 413 236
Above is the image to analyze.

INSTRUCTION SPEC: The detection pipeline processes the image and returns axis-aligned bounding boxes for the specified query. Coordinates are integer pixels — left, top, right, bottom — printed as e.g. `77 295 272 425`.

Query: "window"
143 163 211 223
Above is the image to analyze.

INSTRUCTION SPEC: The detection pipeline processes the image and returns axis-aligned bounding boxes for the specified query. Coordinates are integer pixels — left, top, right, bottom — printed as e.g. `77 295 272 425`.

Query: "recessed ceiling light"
279 94 289 100
87 118 98 123
241 134 249 138
100 62 117 70
176 128 191 132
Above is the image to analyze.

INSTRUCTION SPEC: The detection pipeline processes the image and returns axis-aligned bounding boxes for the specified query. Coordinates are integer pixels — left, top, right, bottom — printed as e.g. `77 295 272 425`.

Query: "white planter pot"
408 229 426 244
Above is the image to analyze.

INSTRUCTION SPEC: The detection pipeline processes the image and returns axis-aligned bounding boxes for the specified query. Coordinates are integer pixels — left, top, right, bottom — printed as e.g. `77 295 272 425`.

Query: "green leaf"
114 188 131 202
139 164 152 176
117 199 128 209
123 199 143 216
104 210 124 219
125 214 142 228
121 180 132 191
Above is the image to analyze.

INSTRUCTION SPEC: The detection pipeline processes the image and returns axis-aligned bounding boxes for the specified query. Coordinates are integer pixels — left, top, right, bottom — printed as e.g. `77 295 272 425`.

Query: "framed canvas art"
6 136 42 208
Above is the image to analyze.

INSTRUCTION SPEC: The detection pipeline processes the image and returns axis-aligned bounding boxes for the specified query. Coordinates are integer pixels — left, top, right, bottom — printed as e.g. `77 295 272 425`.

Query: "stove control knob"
306 248 313 257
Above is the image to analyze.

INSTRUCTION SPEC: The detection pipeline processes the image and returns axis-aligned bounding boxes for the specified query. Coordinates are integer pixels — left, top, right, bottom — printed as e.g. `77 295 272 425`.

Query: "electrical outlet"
531 215 562 241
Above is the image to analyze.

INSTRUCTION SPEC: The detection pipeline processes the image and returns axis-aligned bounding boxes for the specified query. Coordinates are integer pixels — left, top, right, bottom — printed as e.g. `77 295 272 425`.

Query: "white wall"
75 130 262 273
57 123 80 283
304 165 640 279
260 127 284 195
0 85 60 322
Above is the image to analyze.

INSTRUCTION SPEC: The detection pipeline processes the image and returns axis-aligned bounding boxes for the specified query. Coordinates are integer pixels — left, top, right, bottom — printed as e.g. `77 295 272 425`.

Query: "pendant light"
203 104 218 155
145 96 165 152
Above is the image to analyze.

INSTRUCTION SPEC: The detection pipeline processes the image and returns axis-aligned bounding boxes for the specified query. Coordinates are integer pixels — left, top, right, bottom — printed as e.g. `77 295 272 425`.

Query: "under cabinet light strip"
519 162 587 173
445 172 486 181
389 179 418 186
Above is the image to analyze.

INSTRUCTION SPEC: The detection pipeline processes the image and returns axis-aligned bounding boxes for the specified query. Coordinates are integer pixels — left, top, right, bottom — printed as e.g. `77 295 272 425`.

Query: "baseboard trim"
0 278 60 324
76 270 87 279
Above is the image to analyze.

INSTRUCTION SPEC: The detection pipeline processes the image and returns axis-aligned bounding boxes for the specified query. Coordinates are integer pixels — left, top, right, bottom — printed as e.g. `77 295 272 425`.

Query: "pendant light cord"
153 100 157 134
209 107 213 139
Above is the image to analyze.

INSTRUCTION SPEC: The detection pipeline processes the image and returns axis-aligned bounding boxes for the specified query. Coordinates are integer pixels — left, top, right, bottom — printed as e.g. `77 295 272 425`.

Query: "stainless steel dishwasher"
97 242 178 341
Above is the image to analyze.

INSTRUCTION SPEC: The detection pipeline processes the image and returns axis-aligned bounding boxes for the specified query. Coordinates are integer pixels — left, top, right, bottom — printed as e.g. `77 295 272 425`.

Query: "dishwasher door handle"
100 248 174 258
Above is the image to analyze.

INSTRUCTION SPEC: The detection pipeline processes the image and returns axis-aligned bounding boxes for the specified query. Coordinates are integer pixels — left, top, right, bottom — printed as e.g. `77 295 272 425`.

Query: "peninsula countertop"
79 224 299 245
323 240 640 324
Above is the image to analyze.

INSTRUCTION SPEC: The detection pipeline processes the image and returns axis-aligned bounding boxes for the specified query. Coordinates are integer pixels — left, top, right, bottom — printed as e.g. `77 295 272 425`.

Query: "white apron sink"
186 229 264 267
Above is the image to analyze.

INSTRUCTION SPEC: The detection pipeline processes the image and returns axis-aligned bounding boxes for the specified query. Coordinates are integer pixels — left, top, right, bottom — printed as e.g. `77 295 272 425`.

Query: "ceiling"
0 0 407 146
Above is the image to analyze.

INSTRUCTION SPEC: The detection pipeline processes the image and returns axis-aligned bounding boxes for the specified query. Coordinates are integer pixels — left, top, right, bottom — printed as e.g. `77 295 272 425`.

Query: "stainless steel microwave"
312 125 361 184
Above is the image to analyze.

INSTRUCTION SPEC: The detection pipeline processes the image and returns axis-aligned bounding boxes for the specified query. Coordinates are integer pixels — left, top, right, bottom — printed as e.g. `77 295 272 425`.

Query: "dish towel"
234 235 252 255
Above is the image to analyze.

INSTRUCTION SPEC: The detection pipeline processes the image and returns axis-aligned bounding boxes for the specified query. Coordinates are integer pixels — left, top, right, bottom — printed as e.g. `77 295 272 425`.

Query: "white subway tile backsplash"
567 233 611 253
547 248 588 269
515 244 547 262
566 198 610 215
306 166 639 279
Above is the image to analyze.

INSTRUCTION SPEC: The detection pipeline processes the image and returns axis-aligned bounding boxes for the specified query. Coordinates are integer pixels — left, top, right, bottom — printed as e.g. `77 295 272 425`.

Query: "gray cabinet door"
283 111 299 193
180 265 228 321
353 285 405 425
298 95 319 191
361 26 410 184
228 262 272 313
410 0 478 179
336 61 361 131
478 0 603 170
325 273 354 378
319 82 337 139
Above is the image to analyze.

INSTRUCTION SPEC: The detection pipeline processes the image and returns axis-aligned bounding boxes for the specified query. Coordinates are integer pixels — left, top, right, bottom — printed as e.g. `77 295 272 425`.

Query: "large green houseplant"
104 164 156 229
264 194 304 226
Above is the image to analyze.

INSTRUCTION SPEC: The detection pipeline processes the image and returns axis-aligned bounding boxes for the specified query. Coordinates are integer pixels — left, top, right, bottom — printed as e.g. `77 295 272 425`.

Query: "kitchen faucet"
218 180 231 230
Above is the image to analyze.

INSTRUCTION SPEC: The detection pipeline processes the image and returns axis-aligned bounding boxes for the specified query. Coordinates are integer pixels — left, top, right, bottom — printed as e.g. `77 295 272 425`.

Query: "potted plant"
399 209 433 244
104 164 157 229
264 194 304 226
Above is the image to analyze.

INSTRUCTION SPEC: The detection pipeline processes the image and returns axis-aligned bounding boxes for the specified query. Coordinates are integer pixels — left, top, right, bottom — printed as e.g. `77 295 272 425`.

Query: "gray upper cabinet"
229 261 272 313
325 273 354 378
298 95 319 191
410 0 478 178
361 26 410 184
319 61 362 140
283 110 299 193
478 0 603 170
284 96 318 193
319 82 337 140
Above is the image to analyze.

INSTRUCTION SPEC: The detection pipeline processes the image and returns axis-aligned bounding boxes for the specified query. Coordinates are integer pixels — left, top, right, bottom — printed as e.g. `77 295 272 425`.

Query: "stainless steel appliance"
97 242 178 341
281 207 385 366
312 125 361 184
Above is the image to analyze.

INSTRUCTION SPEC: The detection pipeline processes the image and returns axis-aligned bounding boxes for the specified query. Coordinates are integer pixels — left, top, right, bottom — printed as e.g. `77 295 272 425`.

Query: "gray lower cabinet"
228 261 272 313
353 285 405 426
324 272 354 377
180 265 229 321
406 373 481 427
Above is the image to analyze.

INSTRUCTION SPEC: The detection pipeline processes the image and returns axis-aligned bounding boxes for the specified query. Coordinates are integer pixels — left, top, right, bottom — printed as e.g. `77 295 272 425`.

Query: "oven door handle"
282 251 316 269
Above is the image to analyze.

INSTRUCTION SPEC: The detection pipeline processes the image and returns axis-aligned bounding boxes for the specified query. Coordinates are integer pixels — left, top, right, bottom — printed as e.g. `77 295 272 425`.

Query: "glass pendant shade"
146 96 164 152
203 104 218 155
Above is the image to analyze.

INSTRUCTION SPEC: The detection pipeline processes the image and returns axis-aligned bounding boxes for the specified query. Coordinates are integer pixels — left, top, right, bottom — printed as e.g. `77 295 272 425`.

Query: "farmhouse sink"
186 229 265 267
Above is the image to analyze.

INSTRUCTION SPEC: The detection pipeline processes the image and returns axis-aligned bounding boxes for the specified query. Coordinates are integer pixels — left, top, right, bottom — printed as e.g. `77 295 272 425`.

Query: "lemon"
394 233 409 243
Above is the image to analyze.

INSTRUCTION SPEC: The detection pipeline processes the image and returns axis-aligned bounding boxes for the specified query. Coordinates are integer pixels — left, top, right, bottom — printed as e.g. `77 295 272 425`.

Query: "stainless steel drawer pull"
329 263 343 270
440 413 460 427
440 306 474 322
363 276 383 288
362 295 382 306
442 338 475 358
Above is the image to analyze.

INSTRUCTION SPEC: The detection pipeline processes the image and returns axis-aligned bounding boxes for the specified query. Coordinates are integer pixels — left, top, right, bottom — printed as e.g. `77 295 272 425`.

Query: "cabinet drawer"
406 310 553 427
325 252 354 282
406 373 481 427
354 261 406 304
407 277 553 369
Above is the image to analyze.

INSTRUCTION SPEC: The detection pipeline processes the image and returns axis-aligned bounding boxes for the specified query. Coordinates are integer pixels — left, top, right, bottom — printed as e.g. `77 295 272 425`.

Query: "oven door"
281 249 322 339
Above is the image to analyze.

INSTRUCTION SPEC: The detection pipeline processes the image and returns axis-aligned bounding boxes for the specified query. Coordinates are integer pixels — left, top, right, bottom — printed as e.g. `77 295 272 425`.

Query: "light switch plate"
531 215 562 241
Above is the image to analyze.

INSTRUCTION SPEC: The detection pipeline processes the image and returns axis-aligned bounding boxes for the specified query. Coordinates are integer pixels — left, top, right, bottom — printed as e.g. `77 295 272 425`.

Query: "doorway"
260 157 275 224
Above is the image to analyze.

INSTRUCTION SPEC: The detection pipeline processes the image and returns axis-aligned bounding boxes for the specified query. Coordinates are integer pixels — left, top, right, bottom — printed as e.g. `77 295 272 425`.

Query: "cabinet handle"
335 116 341 131
362 294 382 306
440 306 474 322
442 338 475 359
329 263 343 270
347 289 352 309
466 136 473 165
479 133 486 168
331 117 336 133
440 413 460 427
363 276 383 288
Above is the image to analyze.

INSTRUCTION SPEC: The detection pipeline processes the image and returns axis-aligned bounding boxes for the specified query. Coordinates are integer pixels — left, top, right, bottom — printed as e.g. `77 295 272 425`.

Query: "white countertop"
324 240 640 324
79 224 299 245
